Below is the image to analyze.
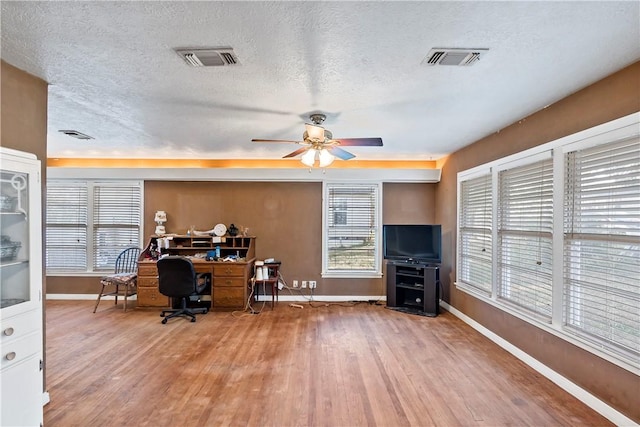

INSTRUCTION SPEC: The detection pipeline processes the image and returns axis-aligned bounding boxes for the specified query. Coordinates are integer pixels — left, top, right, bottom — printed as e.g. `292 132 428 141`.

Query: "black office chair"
157 256 209 324
94 247 141 313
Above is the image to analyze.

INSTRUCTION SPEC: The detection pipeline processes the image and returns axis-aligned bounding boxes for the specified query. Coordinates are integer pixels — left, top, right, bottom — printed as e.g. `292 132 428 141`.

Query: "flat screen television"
383 224 442 264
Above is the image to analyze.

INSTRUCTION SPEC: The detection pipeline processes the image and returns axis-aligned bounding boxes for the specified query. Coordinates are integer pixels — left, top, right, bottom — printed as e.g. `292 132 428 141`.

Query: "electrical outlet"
302 280 308 288
293 280 299 288
309 280 317 289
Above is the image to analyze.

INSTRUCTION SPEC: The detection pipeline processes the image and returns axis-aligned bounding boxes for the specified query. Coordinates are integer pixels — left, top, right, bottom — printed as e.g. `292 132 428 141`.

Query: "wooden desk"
137 258 254 311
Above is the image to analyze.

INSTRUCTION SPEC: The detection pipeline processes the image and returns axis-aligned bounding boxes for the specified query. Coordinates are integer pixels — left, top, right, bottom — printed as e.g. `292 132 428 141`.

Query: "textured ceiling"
1 1 639 161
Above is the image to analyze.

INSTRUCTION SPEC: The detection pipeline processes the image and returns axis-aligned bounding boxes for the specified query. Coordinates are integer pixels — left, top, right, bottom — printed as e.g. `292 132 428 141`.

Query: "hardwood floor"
44 300 611 426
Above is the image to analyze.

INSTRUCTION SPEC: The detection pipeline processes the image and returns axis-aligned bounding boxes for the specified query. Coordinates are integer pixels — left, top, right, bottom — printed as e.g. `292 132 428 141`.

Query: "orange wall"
434 61 640 421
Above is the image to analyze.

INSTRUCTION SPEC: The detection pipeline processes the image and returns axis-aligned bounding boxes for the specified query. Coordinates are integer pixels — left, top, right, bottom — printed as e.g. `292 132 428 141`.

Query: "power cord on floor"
232 276 266 317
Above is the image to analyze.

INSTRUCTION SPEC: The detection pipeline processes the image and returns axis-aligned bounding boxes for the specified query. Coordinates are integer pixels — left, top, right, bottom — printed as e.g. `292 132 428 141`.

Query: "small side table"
254 262 280 309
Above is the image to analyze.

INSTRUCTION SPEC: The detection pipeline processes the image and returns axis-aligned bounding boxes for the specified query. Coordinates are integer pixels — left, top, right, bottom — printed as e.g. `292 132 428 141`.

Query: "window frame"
46 179 144 276
456 112 640 374
322 181 383 279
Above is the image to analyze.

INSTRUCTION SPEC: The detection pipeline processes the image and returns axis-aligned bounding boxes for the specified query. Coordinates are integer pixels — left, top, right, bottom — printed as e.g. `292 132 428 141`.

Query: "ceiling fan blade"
252 139 301 143
305 123 325 140
282 146 310 158
333 137 383 146
327 146 356 161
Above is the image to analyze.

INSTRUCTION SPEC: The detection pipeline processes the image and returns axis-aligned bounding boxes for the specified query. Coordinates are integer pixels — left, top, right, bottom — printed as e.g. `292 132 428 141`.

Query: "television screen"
383 224 442 264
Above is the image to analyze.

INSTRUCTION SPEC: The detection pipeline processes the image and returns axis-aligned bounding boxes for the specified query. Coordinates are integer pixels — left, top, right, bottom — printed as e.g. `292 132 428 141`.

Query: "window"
497 156 554 320
46 180 142 273
458 173 492 295
456 113 640 371
323 182 381 278
563 137 640 358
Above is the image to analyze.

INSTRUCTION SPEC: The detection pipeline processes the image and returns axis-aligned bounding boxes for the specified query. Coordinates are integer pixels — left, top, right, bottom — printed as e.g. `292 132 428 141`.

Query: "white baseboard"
46 293 384 303
46 294 137 300
440 301 637 427
255 294 386 302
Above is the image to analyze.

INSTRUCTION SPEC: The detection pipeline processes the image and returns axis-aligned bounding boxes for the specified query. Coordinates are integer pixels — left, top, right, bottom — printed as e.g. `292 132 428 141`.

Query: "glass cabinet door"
0 167 31 310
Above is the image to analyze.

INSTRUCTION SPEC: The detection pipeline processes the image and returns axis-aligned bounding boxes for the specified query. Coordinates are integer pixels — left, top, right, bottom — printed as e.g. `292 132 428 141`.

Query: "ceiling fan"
252 113 383 167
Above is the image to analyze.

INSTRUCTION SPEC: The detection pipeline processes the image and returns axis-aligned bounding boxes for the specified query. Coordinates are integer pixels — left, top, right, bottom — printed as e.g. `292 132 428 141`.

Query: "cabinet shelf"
0 259 28 268
396 283 424 290
397 272 424 279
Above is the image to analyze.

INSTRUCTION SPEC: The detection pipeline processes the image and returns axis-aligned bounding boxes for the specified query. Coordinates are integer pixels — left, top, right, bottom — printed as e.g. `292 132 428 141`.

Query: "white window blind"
93 182 142 271
324 183 380 275
563 137 640 359
498 157 554 319
46 181 88 272
458 173 493 294
46 180 142 273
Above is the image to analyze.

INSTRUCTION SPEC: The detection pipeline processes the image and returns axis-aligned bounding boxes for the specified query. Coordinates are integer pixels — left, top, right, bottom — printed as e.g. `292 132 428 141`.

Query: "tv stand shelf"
386 261 439 317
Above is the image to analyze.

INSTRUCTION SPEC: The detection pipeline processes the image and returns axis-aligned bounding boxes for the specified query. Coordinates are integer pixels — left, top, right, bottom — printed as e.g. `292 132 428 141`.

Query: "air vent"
422 48 489 66
58 130 93 140
174 47 240 67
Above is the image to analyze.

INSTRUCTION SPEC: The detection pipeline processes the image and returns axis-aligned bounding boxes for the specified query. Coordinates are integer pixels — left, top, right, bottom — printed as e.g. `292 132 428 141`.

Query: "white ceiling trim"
47 167 441 183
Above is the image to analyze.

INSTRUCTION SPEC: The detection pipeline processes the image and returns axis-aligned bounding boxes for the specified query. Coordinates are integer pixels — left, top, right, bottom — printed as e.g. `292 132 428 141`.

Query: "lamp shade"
154 210 167 223
301 149 316 167
318 149 335 167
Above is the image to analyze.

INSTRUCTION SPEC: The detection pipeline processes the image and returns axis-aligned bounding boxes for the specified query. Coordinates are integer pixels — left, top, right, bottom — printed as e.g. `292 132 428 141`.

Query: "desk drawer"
213 264 245 277
137 276 159 288
213 287 244 308
213 276 245 287
137 287 169 307
138 263 158 277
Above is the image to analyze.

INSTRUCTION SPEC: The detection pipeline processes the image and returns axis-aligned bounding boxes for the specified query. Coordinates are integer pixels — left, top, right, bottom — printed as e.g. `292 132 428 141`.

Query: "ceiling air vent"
422 48 489 66
174 47 240 67
58 130 93 140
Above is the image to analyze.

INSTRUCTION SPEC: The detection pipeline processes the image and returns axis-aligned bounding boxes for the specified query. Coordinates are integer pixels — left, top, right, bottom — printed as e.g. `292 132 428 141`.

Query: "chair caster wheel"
162 318 168 324
204 308 209 314
191 318 196 322
160 313 165 317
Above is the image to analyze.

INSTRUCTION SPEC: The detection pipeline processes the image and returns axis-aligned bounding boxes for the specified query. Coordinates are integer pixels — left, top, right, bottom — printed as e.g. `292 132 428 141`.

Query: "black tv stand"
386 261 439 317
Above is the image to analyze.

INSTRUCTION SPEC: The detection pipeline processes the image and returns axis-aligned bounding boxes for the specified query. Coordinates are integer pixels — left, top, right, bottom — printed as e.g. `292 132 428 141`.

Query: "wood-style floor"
43 300 611 427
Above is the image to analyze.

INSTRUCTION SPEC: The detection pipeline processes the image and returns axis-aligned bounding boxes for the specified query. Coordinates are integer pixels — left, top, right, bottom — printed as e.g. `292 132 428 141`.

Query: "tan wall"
1 60 48 159
435 61 640 421
1 59 49 392
47 182 436 295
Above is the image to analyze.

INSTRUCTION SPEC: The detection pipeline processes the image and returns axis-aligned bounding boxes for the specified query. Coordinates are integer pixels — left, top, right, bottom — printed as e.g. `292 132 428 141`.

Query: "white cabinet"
0 147 43 427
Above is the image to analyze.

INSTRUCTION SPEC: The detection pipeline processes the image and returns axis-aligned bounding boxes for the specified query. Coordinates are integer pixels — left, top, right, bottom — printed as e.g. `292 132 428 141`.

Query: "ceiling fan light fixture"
301 149 317 167
318 149 335 167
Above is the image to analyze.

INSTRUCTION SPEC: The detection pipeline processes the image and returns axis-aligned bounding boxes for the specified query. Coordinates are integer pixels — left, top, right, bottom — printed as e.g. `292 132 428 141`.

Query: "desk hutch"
137 235 256 311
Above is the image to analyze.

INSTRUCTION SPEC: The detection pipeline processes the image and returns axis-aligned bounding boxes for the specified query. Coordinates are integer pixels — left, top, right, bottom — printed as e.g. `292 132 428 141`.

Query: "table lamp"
154 210 167 235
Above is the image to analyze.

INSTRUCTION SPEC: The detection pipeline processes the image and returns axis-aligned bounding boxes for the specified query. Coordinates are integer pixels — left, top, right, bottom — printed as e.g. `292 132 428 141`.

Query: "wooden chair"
93 247 141 313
